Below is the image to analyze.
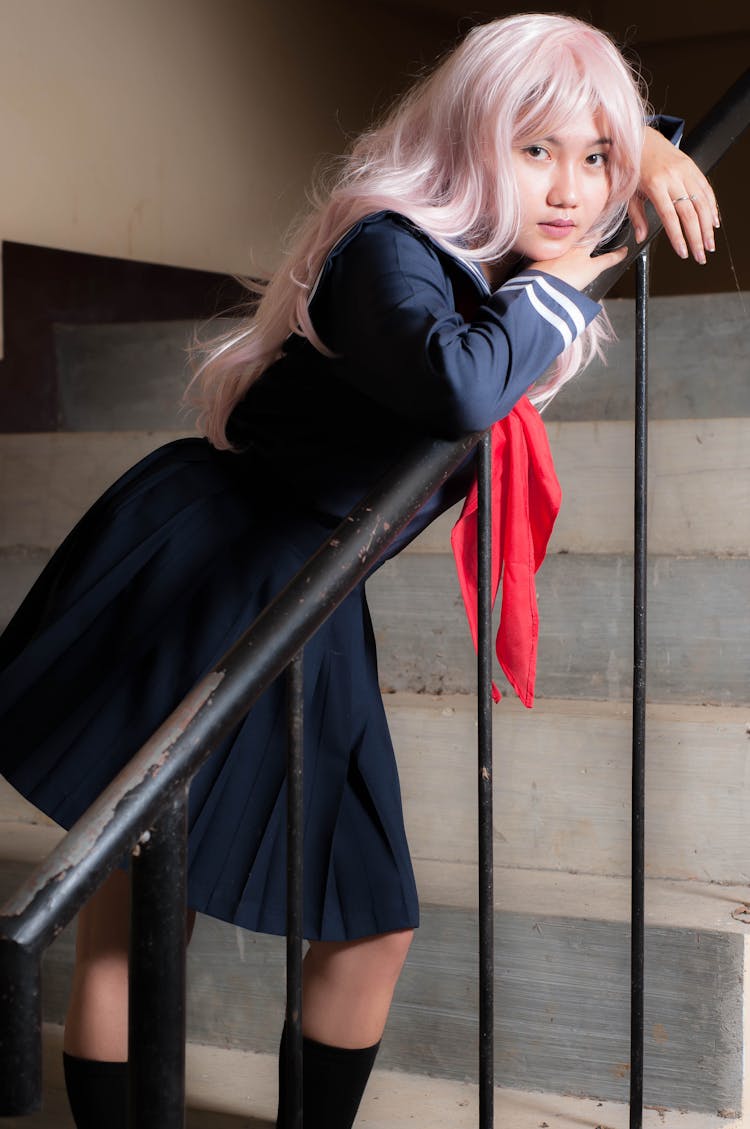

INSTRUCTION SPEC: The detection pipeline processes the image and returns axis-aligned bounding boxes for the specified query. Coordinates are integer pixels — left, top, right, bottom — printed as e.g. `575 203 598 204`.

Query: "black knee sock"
276 1024 381 1129
62 1052 128 1129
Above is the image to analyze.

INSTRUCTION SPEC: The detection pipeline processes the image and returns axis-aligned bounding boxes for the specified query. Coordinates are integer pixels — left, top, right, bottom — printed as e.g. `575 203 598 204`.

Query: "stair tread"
2 1023 740 1129
2 815 749 935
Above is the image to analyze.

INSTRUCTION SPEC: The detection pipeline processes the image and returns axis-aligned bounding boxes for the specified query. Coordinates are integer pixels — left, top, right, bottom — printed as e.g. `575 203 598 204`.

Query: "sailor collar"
307 209 491 308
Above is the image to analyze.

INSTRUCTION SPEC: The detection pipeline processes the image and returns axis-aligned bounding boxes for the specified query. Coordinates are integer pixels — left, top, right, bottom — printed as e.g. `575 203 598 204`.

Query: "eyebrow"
542 135 613 146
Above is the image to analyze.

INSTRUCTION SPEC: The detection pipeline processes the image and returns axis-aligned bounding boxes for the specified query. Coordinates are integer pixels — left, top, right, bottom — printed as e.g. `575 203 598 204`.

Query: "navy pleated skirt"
0 439 418 941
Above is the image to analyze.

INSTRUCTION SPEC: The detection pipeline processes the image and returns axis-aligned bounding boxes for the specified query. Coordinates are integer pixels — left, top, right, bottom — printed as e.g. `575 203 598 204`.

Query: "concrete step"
54 321 198 431
1 418 747 556
417 416 750 557
4 1022 745 1129
3 692 747 885
542 290 749 423
0 547 48 638
368 551 749 703
0 429 187 551
2 422 747 703
2 543 747 711
37 291 750 431
3 546 747 702
1 813 748 1114
389 694 750 884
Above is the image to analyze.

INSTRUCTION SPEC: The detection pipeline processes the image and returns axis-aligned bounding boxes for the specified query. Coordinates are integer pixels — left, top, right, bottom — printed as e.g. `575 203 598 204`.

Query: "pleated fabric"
0 439 418 941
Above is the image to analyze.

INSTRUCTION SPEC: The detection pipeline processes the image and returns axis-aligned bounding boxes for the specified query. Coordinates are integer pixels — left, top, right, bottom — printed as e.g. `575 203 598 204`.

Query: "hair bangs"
513 53 598 144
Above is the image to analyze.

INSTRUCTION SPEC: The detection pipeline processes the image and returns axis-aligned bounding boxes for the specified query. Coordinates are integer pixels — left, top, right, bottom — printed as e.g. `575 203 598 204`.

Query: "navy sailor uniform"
0 211 600 941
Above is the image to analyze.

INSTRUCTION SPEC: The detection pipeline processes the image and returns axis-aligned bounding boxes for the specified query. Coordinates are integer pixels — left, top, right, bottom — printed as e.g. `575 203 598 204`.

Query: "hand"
629 125 719 263
528 243 628 291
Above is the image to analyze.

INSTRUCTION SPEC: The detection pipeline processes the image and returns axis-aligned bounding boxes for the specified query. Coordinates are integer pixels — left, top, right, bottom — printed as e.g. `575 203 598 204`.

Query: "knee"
306 927 414 988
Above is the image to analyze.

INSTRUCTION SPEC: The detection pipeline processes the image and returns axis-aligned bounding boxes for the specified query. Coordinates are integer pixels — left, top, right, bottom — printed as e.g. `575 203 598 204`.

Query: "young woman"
0 12 717 1129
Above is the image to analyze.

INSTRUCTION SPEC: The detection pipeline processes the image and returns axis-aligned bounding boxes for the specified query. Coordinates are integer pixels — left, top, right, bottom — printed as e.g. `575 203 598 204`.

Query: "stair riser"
416 418 750 556
8 871 738 1116
1 418 747 556
1 694 745 884
27 293 750 432
6 551 742 702
542 291 748 423
368 552 750 703
0 431 185 551
389 699 750 884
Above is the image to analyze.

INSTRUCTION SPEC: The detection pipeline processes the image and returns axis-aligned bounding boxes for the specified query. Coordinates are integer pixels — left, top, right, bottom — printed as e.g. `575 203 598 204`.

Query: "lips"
538 219 576 239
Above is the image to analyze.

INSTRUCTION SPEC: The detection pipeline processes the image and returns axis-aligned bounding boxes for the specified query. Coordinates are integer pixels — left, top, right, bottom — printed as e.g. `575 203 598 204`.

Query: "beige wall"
1 1 744 293
0 0 452 276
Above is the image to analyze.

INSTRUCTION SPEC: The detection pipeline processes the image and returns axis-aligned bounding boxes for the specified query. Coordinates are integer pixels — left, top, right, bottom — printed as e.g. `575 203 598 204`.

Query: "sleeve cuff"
648 114 685 148
495 269 601 350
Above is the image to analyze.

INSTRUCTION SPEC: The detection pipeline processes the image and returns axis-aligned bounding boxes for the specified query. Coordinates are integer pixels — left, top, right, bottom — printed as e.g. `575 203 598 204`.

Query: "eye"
523 145 550 160
585 152 609 168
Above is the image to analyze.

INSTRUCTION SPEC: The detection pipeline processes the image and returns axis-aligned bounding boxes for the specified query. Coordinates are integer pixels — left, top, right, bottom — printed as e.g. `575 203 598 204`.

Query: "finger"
649 186 690 259
697 173 720 228
673 197 708 263
591 245 628 273
628 195 648 243
687 190 717 254
668 149 719 229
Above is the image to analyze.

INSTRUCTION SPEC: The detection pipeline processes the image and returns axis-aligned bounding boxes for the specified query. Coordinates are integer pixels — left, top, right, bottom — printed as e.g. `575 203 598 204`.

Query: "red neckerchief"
450 396 561 708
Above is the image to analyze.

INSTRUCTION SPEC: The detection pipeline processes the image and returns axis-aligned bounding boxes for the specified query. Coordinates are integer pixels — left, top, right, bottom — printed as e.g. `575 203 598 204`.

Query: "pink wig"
187 13 648 445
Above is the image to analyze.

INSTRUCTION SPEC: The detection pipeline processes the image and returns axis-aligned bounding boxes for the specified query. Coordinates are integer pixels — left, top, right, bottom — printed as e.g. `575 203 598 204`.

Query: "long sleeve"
310 212 601 438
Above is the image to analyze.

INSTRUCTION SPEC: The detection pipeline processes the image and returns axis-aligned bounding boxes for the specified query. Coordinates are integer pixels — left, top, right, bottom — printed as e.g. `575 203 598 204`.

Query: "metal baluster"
0 939 41 1114
129 787 189 1129
630 248 650 1129
477 430 494 1129
285 652 305 1129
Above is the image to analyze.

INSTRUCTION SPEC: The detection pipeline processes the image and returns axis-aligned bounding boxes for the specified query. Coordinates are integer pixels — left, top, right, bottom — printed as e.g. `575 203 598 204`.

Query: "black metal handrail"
0 65 748 1128
0 429 480 1124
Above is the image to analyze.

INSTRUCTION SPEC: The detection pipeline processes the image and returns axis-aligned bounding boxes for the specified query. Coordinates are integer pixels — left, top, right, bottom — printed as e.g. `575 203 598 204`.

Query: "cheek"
514 168 545 221
584 180 612 227
595 177 612 214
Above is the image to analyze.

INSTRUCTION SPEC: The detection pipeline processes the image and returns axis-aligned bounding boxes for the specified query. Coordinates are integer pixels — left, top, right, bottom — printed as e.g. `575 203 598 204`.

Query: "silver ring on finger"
671 195 690 204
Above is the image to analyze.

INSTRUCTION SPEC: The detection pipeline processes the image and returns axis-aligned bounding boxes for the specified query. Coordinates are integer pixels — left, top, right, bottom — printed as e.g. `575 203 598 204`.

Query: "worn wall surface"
2 1 746 291
0 0 451 275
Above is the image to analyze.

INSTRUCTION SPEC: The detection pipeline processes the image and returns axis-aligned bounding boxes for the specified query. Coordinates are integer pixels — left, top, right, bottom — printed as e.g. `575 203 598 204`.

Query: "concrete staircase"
0 292 748 1125
4 1022 745 1129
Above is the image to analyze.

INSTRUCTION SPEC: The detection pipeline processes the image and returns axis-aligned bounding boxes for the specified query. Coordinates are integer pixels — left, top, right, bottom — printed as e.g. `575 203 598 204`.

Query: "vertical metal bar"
477 431 494 1129
129 787 189 1129
0 938 41 1114
630 248 650 1129
285 652 305 1129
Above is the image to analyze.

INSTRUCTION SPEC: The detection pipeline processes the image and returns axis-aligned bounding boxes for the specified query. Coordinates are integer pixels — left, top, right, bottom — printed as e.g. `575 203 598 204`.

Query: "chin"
520 244 570 264
512 235 573 263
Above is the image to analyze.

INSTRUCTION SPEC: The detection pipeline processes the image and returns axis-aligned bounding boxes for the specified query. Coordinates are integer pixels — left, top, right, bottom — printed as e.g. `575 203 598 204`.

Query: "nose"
548 162 578 208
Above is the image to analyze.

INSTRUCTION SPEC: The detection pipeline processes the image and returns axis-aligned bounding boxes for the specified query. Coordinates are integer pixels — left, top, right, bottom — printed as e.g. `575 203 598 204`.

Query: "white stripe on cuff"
509 273 587 337
501 279 573 350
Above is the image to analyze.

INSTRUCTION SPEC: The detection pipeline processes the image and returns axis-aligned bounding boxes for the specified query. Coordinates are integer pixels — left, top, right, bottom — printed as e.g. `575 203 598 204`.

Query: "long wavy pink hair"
186 13 647 447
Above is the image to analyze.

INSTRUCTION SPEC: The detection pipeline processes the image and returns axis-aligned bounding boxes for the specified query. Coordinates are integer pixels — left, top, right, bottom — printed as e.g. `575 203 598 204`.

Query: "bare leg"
276 930 414 1127
302 928 413 1047
66 876 409 1056
63 867 196 1061
63 869 130 1062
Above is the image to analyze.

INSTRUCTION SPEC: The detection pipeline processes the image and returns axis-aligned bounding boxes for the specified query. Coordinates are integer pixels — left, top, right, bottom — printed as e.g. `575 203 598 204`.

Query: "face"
508 108 612 263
